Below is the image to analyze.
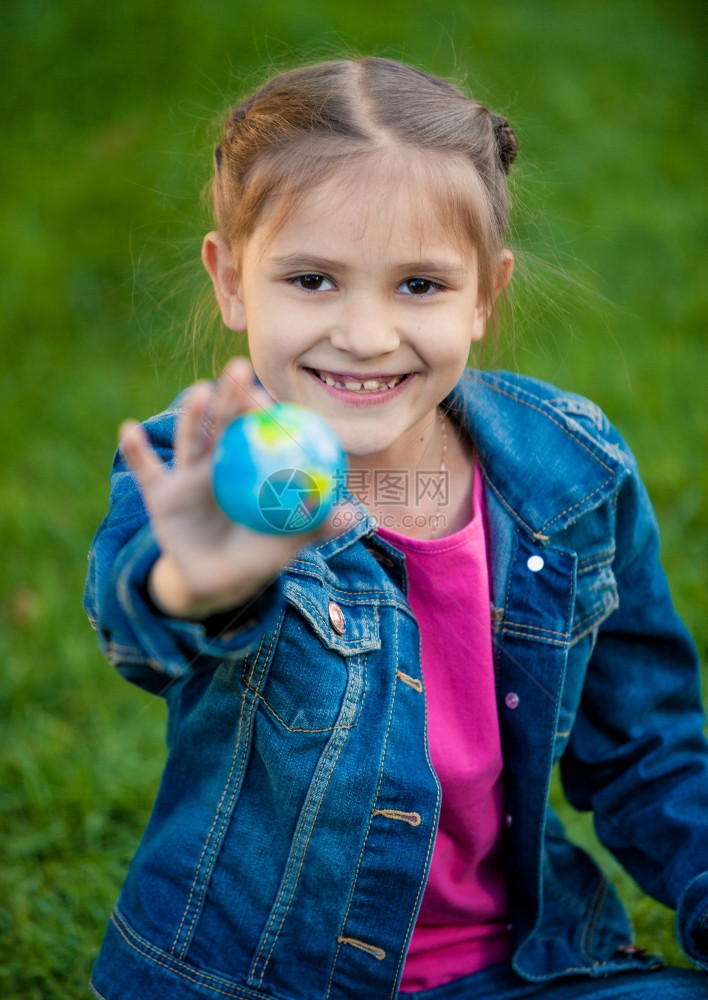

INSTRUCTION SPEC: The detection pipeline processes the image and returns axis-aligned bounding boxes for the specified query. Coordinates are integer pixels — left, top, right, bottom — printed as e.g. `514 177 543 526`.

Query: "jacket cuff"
677 871 708 971
104 523 284 682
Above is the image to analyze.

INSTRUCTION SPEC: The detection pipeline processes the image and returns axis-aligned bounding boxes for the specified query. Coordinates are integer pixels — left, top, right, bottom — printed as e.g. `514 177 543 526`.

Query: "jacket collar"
446 370 630 541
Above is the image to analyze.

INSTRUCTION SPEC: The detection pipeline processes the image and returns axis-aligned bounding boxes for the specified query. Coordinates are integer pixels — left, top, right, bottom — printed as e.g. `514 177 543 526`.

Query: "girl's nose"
329 304 401 359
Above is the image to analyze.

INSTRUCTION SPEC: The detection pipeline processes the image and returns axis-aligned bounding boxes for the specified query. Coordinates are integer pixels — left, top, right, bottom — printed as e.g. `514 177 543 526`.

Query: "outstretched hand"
119 358 337 621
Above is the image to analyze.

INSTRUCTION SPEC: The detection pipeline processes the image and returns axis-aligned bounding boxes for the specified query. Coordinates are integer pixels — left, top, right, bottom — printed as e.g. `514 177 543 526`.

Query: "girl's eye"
399 278 442 296
292 274 335 292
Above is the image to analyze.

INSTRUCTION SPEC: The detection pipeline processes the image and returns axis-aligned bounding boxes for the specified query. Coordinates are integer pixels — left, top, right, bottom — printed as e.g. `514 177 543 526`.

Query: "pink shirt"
377 466 509 991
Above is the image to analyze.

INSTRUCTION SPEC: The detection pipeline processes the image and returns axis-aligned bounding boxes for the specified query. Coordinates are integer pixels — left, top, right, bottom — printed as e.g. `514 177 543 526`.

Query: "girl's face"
205 171 507 466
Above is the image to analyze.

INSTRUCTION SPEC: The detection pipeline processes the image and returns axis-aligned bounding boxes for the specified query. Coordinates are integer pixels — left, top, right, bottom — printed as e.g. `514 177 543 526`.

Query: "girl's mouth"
308 368 409 394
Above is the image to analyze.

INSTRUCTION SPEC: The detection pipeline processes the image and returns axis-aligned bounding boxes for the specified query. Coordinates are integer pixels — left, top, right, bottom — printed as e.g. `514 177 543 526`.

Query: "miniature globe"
212 403 348 534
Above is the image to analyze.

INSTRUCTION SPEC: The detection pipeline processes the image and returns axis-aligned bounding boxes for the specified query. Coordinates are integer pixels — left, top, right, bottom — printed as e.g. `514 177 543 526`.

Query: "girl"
84 59 708 999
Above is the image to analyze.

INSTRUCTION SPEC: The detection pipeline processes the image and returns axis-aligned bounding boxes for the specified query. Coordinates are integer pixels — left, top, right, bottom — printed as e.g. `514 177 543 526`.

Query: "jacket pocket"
554 549 618 758
570 549 618 646
249 580 381 733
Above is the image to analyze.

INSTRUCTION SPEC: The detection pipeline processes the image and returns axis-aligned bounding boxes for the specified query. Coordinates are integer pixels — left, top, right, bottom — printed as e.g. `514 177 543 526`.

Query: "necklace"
428 408 448 539
439 407 448 472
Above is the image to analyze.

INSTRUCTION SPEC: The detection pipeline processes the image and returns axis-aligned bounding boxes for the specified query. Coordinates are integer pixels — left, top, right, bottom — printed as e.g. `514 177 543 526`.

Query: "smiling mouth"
310 369 409 393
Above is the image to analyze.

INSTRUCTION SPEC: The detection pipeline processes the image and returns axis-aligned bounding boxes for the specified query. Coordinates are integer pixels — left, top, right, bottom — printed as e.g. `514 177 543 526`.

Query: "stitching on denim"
500 620 570 640
498 628 568 649
503 532 518 623
285 587 380 651
482 474 549 540
287 562 403 604
288 559 411 611
326 613 406 999
243 681 357 733
577 548 616 573
117 529 174 671
88 981 108 1000
336 936 386 960
372 809 422 827
571 593 618 640
492 530 517 685
250 650 365 986
105 642 163 668
390 619 441 1000
544 479 617 533
171 622 280 959
521 938 615 977
564 554 575 653
580 874 609 958
471 380 619 536
471 374 617 475
251 675 358 982
395 670 423 692
492 529 562 705
526 632 570 947
109 909 268 999
552 397 605 430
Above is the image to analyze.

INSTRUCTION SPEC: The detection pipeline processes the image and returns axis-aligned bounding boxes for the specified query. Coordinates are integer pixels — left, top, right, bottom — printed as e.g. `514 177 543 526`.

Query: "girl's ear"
494 250 515 297
202 232 247 332
471 249 515 342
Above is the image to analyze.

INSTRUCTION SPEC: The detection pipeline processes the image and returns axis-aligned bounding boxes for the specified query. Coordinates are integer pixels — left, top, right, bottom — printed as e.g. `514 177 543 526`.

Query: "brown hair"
211 58 518 309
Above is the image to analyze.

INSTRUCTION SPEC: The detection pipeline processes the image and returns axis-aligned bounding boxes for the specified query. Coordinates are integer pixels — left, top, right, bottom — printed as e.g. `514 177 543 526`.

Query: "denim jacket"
84 369 708 1000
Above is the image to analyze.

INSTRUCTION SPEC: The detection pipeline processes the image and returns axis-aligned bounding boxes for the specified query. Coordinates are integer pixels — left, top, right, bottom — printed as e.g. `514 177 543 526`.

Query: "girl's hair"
211 58 518 310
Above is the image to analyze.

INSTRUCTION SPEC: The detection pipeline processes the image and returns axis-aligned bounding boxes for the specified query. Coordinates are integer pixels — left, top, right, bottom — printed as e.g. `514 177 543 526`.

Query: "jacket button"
505 692 520 710
527 555 544 572
328 601 346 634
505 813 513 827
615 944 647 957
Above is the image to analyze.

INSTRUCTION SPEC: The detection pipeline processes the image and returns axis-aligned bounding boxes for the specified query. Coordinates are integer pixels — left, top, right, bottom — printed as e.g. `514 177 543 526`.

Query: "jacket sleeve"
558 419 708 970
82 400 283 695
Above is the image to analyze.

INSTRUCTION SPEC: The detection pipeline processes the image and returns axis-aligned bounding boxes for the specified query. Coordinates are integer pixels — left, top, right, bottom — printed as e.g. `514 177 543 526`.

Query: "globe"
212 403 348 534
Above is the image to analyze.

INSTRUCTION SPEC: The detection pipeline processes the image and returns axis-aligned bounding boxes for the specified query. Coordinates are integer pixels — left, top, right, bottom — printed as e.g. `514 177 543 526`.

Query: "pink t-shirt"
377 466 509 991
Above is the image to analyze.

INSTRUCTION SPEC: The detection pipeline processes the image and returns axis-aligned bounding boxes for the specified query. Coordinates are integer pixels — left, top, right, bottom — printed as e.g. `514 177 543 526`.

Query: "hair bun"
490 114 519 173
225 99 255 142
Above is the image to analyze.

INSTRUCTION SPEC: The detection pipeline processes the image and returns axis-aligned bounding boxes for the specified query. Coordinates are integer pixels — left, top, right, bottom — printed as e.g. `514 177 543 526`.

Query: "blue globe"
212 404 348 534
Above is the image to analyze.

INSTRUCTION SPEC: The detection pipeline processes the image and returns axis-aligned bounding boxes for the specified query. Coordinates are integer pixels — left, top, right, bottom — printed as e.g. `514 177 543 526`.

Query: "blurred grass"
1 1 706 996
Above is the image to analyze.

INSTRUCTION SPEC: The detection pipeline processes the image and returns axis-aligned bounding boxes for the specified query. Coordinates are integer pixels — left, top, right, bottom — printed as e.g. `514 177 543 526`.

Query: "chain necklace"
428 408 448 539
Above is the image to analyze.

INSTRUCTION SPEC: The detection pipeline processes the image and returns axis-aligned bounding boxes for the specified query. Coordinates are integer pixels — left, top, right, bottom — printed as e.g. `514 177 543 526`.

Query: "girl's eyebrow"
267 252 467 279
399 259 467 280
267 252 347 272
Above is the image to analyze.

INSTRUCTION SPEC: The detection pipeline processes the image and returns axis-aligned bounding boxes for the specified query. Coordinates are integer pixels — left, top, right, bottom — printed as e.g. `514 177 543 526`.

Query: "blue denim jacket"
84 369 708 1000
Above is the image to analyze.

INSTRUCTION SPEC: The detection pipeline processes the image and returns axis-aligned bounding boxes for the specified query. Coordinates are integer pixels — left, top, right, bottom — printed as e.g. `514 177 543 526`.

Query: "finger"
212 357 273 434
174 383 215 466
118 420 167 491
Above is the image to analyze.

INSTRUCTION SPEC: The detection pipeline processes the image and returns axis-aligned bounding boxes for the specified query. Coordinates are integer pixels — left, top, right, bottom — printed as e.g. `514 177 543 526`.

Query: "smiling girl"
85 59 708 999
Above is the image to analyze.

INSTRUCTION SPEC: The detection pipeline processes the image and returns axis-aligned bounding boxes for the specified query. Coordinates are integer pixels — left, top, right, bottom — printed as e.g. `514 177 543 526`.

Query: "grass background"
1 1 706 996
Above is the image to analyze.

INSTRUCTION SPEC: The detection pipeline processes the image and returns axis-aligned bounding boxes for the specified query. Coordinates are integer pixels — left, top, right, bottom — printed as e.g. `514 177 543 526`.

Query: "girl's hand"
118 359 330 620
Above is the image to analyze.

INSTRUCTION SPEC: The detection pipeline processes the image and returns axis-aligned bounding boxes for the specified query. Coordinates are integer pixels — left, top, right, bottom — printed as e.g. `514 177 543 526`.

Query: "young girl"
84 58 708 999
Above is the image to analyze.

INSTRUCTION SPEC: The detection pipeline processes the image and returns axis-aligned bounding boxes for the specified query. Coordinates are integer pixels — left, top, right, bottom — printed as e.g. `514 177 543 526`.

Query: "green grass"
1 1 706 995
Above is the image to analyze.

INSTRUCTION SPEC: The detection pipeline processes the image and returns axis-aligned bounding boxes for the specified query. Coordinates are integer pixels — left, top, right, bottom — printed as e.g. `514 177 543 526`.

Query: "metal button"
505 813 513 828
527 555 544 573
505 692 520 710
328 600 346 635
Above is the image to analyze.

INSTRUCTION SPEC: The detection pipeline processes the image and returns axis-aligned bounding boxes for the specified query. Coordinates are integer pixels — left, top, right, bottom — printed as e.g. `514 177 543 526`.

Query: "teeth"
315 370 404 393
